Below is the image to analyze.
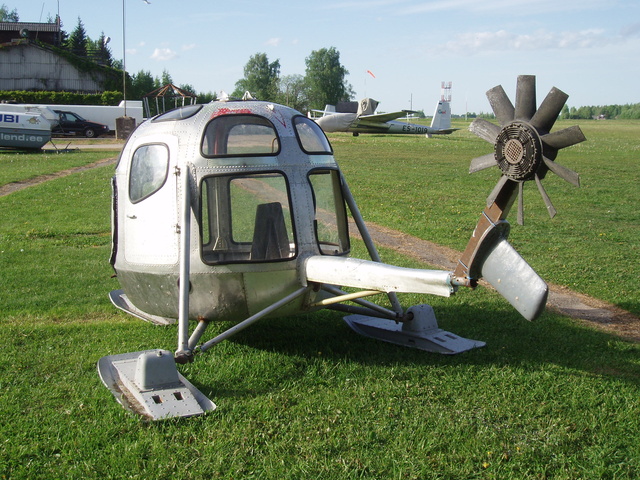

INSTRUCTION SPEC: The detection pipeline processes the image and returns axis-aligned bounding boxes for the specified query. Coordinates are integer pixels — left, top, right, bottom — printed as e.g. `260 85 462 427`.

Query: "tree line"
2 5 352 111
4 5 637 117
560 103 640 120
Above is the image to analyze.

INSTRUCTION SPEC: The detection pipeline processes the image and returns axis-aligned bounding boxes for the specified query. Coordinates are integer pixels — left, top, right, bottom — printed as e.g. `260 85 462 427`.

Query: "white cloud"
265 37 281 47
439 28 615 55
151 48 178 61
399 0 602 15
182 43 196 51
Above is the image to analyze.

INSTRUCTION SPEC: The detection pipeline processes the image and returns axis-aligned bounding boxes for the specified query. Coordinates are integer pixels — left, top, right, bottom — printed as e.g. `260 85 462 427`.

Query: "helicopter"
98 76 585 420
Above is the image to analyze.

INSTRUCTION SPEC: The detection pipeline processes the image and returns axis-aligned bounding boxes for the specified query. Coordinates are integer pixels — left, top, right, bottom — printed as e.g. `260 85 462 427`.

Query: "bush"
0 90 123 106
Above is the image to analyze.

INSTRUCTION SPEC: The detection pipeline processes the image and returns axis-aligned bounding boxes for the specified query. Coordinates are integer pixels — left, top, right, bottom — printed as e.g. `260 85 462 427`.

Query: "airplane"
314 97 457 137
98 75 585 420
313 90 458 138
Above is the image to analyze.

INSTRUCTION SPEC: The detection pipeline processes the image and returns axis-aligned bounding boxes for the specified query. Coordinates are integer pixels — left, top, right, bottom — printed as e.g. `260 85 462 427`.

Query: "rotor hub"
494 121 542 181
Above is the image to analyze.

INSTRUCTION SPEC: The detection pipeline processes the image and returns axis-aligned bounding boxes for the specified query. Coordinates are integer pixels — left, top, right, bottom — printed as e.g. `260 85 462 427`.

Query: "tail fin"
430 100 452 130
322 105 336 117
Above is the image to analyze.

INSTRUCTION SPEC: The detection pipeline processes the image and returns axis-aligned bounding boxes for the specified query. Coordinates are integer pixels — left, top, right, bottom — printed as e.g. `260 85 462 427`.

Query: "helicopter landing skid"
344 304 485 355
97 349 216 420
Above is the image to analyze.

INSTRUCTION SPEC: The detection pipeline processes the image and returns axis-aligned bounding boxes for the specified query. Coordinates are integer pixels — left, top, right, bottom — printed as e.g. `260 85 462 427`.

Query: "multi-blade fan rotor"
469 75 585 224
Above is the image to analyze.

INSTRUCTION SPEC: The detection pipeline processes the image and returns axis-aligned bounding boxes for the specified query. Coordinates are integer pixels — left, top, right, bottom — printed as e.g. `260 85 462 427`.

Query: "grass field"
0 120 639 479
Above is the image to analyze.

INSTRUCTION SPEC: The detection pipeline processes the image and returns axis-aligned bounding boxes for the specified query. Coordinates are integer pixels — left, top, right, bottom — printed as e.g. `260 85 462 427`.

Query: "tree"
233 53 281 101
0 4 19 22
89 31 113 67
160 69 173 86
67 17 88 58
179 83 196 95
304 47 352 109
197 91 217 104
277 74 310 112
130 70 156 99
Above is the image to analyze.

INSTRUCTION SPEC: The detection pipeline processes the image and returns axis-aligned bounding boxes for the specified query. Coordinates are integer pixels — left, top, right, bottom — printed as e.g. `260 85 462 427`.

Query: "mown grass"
0 123 639 479
0 148 118 186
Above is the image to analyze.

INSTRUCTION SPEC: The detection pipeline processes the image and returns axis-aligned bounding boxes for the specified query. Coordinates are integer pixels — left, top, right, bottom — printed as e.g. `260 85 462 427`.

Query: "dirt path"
2 154 638 342
0 156 118 197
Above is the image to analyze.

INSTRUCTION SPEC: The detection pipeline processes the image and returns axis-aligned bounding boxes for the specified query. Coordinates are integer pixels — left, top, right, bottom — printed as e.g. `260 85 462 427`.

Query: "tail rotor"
468 75 585 225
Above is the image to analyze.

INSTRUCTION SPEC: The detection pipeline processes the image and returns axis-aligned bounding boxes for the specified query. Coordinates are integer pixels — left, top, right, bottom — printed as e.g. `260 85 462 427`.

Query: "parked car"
52 110 110 138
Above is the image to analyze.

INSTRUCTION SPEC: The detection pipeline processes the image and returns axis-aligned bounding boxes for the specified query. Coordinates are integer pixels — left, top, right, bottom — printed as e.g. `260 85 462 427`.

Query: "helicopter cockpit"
198 113 350 265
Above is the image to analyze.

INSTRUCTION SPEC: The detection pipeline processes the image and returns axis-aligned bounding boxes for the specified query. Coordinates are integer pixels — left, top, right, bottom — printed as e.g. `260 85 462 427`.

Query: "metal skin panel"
118 133 180 266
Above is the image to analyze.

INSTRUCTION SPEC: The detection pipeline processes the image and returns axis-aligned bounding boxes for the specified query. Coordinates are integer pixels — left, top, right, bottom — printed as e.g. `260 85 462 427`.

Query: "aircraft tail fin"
430 100 452 130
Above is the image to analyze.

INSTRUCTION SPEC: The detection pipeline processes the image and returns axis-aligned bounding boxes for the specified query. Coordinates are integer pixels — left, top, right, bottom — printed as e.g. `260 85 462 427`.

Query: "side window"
129 144 169 203
294 116 332 154
308 169 350 255
201 115 280 157
200 172 296 264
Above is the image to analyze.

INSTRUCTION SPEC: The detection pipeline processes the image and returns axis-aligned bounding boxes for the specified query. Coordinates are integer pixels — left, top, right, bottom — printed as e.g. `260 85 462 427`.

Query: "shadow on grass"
215 302 640 388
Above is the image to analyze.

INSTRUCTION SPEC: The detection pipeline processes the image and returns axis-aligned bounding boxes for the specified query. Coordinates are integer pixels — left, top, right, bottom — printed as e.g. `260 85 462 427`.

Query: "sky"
13 0 640 115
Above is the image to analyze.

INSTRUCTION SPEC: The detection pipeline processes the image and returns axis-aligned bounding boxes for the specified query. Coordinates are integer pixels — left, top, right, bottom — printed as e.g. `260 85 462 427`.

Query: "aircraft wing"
359 110 417 124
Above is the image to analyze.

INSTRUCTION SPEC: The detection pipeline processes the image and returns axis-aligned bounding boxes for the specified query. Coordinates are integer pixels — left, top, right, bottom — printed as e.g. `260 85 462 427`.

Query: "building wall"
0 43 106 92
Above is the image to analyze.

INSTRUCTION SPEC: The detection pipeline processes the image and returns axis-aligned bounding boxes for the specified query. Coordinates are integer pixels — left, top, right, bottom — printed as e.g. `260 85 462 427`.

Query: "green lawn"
0 149 118 186
0 121 638 479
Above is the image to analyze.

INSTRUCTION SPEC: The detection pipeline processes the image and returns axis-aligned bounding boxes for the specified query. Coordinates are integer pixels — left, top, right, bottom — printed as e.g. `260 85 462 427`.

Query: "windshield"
201 114 280 157
308 169 349 255
200 172 296 264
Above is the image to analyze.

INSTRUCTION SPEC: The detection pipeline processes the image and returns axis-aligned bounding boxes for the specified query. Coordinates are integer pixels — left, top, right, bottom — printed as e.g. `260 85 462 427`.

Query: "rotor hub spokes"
495 121 542 181
468 75 585 224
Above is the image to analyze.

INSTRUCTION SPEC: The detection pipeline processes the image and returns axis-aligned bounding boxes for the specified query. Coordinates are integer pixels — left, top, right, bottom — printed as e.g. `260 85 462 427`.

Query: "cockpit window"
129 144 169 203
152 104 202 122
294 116 333 154
200 172 296 264
308 169 349 255
201 114 280 157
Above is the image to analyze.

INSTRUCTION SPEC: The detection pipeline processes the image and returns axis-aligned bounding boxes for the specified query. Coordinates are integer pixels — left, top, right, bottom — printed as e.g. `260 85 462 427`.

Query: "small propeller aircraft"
98 75 585 420
314 95 457 137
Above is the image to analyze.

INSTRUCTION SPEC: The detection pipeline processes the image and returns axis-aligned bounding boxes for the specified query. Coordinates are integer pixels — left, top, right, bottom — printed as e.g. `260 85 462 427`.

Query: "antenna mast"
441 81 452 102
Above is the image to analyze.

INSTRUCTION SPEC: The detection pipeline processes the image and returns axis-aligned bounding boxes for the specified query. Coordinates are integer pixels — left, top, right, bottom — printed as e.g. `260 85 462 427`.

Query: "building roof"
0 21 61 46
0 21 60 32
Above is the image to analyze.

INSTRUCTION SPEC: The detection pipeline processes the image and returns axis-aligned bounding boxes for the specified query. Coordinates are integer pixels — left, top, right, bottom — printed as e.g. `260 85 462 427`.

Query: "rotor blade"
486 85 515 126
481 237 549 320
480 237 548 321
517 181 524 226
535 174 557 218
541 125 586 150
514 75 537 121
529 87 569 134
542 156 581 187
469 118 501 144
486 174 510 207
470 153 498 173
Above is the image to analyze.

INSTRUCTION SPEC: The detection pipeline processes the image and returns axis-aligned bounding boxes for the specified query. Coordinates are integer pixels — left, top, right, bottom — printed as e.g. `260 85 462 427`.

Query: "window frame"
307 167 350 256
200 114 282 158
293 115 333 155
128 143 170 204
199 170 298 265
